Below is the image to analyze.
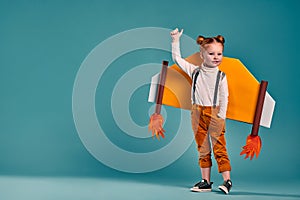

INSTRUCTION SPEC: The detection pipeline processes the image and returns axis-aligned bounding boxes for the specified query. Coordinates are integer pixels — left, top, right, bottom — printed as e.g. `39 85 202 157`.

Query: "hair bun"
196 35 205 45
215 35 225 44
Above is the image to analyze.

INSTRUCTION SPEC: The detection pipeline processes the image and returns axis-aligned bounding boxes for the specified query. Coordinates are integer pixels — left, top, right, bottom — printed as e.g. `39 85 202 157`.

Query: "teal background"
1 0 300 199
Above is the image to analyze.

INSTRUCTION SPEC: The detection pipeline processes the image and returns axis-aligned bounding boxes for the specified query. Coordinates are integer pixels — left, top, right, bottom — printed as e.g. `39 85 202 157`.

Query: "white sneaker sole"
218 185 229 194
190 187 212 192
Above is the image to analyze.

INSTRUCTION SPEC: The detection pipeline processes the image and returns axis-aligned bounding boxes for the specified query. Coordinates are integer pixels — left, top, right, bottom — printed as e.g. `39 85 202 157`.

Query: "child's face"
201 42 223 68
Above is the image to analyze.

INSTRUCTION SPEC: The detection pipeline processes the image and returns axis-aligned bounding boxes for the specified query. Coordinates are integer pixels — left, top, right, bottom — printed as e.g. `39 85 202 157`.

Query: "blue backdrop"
0 0 299 185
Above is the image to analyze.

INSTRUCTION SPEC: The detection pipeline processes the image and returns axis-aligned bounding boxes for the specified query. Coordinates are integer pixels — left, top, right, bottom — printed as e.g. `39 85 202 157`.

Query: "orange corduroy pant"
191 104 231 173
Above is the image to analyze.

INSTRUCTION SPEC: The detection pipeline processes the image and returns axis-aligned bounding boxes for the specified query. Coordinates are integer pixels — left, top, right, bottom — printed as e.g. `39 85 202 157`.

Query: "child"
170 28 232 194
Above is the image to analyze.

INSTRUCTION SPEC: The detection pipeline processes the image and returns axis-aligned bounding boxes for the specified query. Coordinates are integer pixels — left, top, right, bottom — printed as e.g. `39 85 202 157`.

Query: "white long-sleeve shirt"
172 41 229 119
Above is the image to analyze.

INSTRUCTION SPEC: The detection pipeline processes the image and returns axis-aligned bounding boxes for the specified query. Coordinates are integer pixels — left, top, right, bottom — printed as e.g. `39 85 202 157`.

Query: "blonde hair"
196 35 225 50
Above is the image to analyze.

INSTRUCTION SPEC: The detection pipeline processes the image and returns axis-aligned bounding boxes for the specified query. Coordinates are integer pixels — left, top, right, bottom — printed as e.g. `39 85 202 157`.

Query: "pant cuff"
218 164 231 173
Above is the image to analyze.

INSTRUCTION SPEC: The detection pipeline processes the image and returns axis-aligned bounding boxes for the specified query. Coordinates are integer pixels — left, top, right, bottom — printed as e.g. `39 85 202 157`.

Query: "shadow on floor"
213 190 300 199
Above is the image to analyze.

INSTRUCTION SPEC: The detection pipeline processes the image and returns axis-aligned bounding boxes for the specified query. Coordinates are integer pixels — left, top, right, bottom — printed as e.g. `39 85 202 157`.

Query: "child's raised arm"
170 28 197 77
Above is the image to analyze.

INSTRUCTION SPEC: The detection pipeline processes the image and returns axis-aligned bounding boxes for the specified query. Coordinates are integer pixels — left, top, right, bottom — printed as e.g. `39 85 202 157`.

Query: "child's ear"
199 51 203 59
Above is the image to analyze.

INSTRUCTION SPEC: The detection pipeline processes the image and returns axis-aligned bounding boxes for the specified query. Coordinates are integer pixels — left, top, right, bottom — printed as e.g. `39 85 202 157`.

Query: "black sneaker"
190 179 213 192
218 179 232 194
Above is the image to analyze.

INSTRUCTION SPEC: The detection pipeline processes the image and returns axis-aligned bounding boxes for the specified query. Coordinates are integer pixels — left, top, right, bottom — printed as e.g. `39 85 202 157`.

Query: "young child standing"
170 28 232 194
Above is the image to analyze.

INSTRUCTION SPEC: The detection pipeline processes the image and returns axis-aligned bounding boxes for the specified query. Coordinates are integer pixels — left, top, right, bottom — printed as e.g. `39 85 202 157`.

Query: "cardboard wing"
148 53 275 128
